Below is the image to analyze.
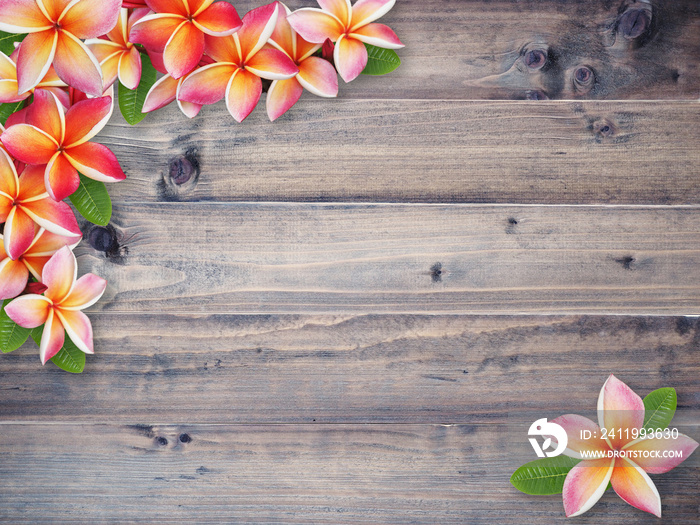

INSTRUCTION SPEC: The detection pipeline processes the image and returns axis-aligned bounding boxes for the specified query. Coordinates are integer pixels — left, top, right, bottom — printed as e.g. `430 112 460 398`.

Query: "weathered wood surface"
71 204 700 315
101 101 700 204
1 315 698 423
0 423 697 524
227 0 700 101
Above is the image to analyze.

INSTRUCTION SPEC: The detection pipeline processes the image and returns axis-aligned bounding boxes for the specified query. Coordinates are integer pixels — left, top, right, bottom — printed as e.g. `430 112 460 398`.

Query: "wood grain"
1 315 697 423
69 204 700 315
101 101 700 204
0 423 697 523
223 0 700 100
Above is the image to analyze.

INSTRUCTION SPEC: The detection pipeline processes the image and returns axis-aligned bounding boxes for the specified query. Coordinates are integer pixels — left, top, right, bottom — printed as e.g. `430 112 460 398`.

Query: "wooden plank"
1 315 697 423
102 101 700 204
69 204 700 315
0 423 697 523
220 0 700 100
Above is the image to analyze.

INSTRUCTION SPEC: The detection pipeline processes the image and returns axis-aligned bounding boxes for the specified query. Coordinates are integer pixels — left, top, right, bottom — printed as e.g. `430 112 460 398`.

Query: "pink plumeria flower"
266 2 338 121
0 48 67 104
5 246 106 364
178 2 299 122
129 0 243 79
86 8 151 90
551 375 698 517
0 150 81 260
0 227 81 300
0 0 121 96
287 0 404 83
0 89 125 202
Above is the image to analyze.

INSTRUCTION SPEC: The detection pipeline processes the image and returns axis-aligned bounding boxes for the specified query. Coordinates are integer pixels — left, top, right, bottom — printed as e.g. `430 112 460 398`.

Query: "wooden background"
1 0 699 522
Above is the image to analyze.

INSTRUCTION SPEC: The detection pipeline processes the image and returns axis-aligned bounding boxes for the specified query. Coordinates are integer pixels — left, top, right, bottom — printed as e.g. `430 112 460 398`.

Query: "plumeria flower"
122 0 147 6
0 89 125 202
0 227 81 300
266 2 338 121
129 0 243 79
0 151 81 261
287 0 404 83
86 8 150 90
551 375 698 517
0 49 67 104
0 0 121 96
5 246 106 364
179 2 299 122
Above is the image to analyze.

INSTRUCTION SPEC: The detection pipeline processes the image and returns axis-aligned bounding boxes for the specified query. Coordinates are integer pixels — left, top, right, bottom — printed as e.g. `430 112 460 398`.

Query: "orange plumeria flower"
0 151 81 261
287 0 404 82
178 2 299 122
5 246 107 364
129 0 243 79
86 8 150 90
0 226 81 300
0 0 122 96
266 2 338 121
0 89 125 202
0 48 67 104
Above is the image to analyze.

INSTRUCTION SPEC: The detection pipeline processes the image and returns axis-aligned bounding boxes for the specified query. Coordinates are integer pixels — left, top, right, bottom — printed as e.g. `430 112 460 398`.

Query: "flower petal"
177 62 236 105
163 21 204 79
192 1 242 36
15 164 47 200
42 245 76 304
63 95 113 148
177 98 203 119
45 151 79 201
550 414 609 458
63 142 126 183
26 89 65 144
0 51 17 79
0 79 26 103
624 433 699 474
55 308 94 353
237 2 280 60
25 229 81 257
21 196 82 238
297 56 338 97
146 0 188 17
4 206 35 260
268 2 295 58
245 48 298 80
349 0 396 31
146 48 167 74
0 195 12 223
61 273 106 310
0 257 29 300
266 77 302 122
142 73 178 112
98 51 121 90
0 0 52 33
53 31 104 96
117 46 141 90
86 38 123 62
562 458 615 517
60 0 122 39
598 374 645 450
225 68 261 123
0 148 19 199
39 308 65 364
349 22 403 49
0 124 57 164
318 0 351 27
203 33 240 63
187 0 214 17
15 30 58 95
129 13 184 53
333 34 367 83
4 294 51 328
286 8 344 44
610 457 661 517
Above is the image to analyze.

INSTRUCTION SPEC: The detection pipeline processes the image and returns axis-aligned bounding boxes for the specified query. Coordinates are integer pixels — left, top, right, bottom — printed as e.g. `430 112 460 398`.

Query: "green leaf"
0 300 31 353
361 44 401 76
69 173 112 226
510 456 581 495
0 100 25 125
30 326 86 374
118 53 157 125
643 387 677 431
0 31 25 56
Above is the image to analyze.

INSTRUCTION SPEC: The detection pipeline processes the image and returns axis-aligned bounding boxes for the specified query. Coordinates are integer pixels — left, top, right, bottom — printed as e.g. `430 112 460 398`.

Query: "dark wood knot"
156 437 168 446
620 8 651 40
179 433 192 443
88 226 118 253
169 156 196 185
161 147 200 201
592 118 616 141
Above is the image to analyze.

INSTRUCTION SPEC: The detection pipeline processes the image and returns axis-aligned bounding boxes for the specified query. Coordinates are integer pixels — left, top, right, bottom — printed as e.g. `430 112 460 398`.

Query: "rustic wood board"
101 101 700 204
71 204 700 315
1 315 697 423
0 422 697 524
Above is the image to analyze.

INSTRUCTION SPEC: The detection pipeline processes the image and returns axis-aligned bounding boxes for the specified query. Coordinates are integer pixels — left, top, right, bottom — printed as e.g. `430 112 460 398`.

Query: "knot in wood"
169 156 196 185
88 226 117 253
620 8 650 40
